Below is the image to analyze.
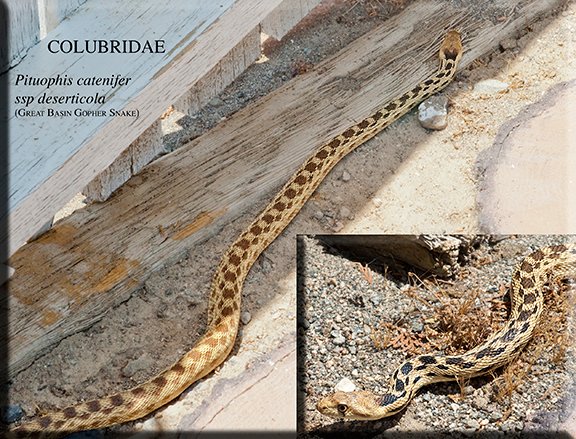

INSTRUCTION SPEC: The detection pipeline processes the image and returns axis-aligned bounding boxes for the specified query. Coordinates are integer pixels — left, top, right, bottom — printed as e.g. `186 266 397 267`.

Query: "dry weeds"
370 249 575 417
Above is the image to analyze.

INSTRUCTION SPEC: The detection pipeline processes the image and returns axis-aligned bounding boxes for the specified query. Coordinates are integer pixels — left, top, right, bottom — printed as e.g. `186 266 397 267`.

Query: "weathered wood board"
3 0 40 70
87 0 321 202
3 0 298 257
5 0 566 377
39 0 89 36
261 0 321 39
317 235 480 277
3 0 89 70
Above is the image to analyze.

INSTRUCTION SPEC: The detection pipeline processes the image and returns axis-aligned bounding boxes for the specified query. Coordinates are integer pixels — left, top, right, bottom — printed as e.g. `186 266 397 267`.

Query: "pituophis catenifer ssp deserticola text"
10 31 463 437
317 243 576 420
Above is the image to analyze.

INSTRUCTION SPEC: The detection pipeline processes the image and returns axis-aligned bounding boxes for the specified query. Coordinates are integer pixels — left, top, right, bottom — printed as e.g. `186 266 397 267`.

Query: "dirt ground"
8 0 576 436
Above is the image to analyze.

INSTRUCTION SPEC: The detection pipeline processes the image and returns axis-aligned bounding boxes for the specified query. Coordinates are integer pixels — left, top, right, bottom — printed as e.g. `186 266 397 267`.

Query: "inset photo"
298 235 576 437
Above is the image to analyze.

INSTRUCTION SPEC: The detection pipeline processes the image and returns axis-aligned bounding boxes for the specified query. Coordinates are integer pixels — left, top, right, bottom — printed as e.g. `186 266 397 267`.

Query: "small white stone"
334 377 356 392
332 334 346 345
473 79 510 94
418 95 449 130
341 170 351 182
466 419 480 429
240 311 252 325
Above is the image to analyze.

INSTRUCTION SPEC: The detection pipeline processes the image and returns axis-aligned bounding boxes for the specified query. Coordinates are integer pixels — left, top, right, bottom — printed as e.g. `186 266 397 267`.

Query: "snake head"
439 30 463 63
316 390 391 421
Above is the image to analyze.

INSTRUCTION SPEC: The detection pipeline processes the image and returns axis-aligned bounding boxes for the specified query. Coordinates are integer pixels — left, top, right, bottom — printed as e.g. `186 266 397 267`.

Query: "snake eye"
337 403 348 414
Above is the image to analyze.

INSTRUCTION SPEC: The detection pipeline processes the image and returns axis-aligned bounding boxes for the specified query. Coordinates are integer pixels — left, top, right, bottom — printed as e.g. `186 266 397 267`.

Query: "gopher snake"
317 243 576 421
11 31 462 436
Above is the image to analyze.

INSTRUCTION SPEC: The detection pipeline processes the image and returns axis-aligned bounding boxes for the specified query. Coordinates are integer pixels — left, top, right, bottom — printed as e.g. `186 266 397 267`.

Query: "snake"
10 30 463 437
316 243 576 421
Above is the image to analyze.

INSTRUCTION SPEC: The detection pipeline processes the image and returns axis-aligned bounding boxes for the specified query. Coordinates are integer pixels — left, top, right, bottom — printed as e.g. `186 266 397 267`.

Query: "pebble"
331 221 344 232
500 37 518 50
489 410 503 421
1 264 15 283
121 353 154 378
259 258 273 273
466 419 480 429
313 210 324 220
369 294 381 306
209 96 224 107
338 206 352 219
473 79 510 94
2 404 24 424
241 311 252 324
332 334 346 345
417 95 449 130
473 395 489 410
410 320 424 333
341 170 351 182
334 377 356 392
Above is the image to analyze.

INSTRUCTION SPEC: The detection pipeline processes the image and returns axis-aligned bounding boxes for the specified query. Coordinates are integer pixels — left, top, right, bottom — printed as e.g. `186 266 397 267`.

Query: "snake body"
316 243 576 420
11 31 463 436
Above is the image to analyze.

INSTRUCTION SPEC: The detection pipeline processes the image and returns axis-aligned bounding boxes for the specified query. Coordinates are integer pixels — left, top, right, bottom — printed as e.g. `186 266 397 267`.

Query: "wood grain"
317 235 479 277
5 0 565 377
4 0 287 256
3 0 40 70
261 0 321 39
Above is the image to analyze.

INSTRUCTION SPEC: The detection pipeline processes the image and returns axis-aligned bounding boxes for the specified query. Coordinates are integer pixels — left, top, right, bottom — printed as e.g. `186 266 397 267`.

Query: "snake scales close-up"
10 30 464 437
315 241 576 422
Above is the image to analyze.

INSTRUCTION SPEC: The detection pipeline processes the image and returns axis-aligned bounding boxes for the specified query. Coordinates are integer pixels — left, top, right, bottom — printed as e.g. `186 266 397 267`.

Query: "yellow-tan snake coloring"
316 243 576 421
10 31 463 437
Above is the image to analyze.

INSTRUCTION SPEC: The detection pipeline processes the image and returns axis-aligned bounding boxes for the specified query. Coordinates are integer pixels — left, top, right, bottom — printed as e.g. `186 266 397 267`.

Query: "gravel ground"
299 235 576 437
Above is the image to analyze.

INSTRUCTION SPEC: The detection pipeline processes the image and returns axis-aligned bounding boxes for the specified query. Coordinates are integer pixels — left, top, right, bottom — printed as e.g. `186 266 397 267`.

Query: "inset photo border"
298 235 576 437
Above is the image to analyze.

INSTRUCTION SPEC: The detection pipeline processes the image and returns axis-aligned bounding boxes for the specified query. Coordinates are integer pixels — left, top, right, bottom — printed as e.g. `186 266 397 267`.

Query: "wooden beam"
3 0 40 70
5 0 565 377
317 235 478 277
38 0 88 36
4 0 289 257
